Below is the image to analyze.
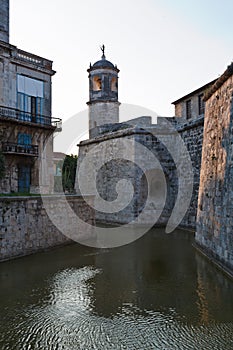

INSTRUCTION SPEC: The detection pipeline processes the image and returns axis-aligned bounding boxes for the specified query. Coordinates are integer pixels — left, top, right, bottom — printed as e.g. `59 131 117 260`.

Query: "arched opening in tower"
111 77 117 92
93 76 102 91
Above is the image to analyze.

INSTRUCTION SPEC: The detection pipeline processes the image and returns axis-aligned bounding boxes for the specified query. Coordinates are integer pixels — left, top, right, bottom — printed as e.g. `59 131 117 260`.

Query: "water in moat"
0 228 233 350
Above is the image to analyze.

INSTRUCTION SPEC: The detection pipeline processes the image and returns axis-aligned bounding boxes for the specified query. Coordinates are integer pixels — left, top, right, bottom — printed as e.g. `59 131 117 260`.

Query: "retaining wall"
0 195 95 261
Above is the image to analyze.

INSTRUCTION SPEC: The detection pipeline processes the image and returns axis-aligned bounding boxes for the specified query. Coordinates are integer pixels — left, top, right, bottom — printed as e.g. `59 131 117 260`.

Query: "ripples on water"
0 229 233 349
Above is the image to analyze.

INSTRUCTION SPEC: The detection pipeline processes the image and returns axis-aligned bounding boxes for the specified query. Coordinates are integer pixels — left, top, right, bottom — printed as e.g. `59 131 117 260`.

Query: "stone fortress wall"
0 195 95 262
76 114 204 230
195 64 233 273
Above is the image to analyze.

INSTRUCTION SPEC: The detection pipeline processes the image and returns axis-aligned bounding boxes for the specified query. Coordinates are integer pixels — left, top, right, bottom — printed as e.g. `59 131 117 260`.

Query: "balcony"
2 142 39 157
0 105 62 130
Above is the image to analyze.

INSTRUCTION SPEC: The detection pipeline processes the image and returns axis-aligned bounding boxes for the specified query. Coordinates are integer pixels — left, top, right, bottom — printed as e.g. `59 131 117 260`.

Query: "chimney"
0 0 9 43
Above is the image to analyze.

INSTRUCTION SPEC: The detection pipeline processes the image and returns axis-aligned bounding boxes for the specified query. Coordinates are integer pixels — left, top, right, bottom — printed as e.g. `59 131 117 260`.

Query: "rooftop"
0 40 55 75
172 79 217 105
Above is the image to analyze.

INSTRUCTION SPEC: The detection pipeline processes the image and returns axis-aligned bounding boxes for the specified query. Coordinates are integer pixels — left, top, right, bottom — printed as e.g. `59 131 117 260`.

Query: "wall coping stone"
0 194 94 201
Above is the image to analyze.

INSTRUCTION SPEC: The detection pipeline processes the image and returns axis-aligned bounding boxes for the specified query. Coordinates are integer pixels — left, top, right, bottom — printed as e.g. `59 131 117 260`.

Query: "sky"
10 0 233 125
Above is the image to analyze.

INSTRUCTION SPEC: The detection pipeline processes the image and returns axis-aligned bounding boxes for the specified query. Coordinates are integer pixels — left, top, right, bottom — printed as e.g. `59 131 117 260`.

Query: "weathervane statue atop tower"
100 44 105 59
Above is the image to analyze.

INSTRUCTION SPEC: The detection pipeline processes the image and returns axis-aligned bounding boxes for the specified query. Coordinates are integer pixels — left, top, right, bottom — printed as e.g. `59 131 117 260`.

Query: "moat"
0 228 233 350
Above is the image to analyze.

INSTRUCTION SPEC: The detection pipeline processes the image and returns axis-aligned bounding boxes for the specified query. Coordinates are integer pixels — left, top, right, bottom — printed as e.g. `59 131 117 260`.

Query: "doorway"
18 165 31 193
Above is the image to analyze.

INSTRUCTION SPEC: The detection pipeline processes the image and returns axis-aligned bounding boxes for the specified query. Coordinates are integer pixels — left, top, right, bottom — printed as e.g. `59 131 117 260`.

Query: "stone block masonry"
0 195 95 262
76 116 204 229
177 116 204 229
196 63 233 274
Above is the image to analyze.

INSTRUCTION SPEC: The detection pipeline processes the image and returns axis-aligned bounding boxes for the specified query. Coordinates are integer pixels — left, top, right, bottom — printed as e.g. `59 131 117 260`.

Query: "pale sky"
10 0 233 122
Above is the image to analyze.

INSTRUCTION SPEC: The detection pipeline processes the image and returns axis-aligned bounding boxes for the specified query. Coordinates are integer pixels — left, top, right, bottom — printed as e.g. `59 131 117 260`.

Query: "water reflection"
195 252 233 324
0 228 233 349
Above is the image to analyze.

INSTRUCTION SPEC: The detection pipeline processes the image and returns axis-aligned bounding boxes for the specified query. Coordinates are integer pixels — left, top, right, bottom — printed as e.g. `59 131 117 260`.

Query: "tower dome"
87 46 120 138
92 57 115 69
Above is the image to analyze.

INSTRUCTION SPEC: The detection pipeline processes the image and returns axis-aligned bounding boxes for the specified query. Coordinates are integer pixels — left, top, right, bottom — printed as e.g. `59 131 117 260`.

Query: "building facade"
172 79 216 121
0 0 61 194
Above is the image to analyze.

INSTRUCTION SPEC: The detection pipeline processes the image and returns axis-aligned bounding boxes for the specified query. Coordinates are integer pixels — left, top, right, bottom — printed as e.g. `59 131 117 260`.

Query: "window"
198 94 205 115
17 75 44 123
17 75 43 97
186 100 191 119
55 163 62 176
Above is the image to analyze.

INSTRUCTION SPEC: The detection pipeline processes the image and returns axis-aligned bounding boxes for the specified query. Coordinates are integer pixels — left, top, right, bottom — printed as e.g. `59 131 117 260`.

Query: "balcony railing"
2 142 39 157
15 49 53 71
0 105 62 129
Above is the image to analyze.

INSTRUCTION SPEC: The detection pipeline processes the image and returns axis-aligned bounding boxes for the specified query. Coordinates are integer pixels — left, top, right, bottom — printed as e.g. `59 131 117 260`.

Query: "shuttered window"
198 94 205 115
186 100 191 119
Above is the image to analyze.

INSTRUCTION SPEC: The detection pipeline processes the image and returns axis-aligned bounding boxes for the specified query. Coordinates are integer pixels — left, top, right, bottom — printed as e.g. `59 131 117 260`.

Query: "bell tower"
87 46 120 138
0 0 9 43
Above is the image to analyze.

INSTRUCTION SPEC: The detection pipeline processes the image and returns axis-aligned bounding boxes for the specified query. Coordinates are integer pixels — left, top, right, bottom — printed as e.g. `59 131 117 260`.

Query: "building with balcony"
0 0 61 193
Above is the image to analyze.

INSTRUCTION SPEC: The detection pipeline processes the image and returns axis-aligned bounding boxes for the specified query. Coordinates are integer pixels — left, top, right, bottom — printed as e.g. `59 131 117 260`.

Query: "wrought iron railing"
0 105 61 129
2 142 39 157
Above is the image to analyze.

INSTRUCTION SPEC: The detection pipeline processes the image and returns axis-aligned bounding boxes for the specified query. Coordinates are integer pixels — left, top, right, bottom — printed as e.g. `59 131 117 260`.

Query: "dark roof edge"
203 62 233 101
172 79 217 105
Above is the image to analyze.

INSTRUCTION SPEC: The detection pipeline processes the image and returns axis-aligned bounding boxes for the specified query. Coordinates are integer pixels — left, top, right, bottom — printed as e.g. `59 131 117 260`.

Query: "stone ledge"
78 127 152 146
0 194 94 201
0 241 73 263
